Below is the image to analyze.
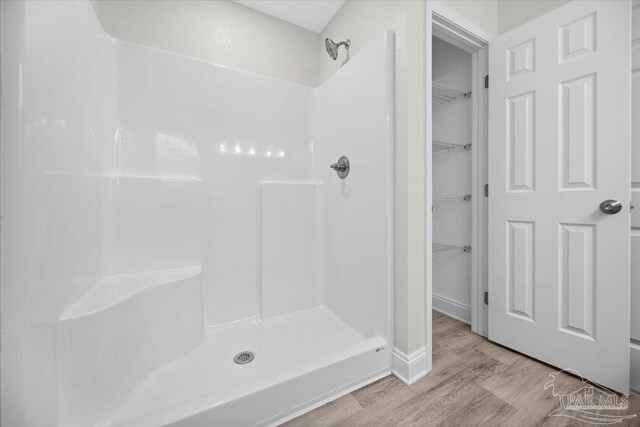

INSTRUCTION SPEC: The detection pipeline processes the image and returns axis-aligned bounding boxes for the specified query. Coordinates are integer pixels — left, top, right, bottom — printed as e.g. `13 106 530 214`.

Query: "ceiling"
232 0 345 34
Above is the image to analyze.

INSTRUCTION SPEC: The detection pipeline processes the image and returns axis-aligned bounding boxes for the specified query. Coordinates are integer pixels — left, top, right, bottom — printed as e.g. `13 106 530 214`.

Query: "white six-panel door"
488 0 631 392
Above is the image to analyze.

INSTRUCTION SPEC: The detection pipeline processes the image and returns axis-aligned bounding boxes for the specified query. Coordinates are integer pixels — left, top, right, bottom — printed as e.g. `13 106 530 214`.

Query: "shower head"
325 38 351 60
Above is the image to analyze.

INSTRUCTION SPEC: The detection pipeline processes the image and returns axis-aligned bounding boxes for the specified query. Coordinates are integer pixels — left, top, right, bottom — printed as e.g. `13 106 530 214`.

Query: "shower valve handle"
329 156 350 179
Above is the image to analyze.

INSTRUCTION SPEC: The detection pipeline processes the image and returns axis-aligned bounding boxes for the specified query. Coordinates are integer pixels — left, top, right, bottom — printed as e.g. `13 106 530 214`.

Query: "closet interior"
431 36 475 325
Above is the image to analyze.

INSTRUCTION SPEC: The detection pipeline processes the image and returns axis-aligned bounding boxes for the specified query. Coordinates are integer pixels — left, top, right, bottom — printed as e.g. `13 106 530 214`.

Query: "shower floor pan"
109 307 390 427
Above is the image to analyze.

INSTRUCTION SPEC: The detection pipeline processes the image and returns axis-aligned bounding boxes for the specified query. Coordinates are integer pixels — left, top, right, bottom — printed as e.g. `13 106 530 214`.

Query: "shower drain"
234 351 255 365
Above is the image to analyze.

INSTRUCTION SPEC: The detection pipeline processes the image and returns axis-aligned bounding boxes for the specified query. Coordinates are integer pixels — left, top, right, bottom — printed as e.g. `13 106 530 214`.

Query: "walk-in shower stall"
0 1 394 425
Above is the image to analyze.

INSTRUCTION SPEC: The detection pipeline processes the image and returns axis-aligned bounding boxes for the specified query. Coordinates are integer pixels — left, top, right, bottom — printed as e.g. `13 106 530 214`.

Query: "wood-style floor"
283 311 640 427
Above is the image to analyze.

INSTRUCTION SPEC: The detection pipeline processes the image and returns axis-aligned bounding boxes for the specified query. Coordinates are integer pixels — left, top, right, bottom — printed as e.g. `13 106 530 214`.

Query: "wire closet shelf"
433 140 471 153
431 82 472 258
432 82 471 109
433 195 471 202
433 243 471 257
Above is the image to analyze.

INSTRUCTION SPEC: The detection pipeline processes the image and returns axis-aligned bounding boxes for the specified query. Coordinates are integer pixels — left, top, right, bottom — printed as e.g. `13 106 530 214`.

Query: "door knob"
599 199 622 215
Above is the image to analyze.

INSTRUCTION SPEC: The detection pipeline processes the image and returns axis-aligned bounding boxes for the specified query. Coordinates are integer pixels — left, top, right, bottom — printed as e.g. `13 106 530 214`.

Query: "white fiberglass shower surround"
0 1 394 426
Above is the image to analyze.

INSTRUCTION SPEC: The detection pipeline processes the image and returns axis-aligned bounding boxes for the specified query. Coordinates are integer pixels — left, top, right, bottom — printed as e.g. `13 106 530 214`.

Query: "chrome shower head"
325 38 338 60
325 38 350 60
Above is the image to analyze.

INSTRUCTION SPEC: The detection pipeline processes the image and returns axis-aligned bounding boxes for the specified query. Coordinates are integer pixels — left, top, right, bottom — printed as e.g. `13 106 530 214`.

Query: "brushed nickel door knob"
599 199 622 214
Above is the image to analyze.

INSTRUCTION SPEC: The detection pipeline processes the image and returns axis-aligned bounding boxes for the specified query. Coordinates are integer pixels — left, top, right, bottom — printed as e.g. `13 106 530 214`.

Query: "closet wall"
432 37 473 323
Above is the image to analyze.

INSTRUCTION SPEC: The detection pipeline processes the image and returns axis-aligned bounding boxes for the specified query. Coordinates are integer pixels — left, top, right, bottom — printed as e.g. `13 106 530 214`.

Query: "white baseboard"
631 341 640 393
391 347 428 385
433 293 471 324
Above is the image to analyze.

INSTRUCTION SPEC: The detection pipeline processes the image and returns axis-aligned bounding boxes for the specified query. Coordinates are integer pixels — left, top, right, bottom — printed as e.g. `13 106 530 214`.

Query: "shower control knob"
330 156 350 179
599 199 622 215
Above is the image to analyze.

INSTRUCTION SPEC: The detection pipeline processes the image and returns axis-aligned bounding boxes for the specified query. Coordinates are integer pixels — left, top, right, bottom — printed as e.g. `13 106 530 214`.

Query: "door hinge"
484 184 489 197
484 292 489 305
484 74 489 89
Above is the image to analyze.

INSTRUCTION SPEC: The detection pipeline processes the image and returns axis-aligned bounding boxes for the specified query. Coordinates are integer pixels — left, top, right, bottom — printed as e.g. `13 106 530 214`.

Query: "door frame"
425 1 493 369
631 0 640 395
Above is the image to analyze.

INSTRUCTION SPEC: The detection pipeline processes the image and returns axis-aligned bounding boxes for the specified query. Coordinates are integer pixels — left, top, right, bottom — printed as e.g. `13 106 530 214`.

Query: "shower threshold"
108 307 389 427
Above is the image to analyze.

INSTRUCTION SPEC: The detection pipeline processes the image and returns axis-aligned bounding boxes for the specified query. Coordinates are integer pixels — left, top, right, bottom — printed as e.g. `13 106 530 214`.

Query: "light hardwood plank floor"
283 311 640 427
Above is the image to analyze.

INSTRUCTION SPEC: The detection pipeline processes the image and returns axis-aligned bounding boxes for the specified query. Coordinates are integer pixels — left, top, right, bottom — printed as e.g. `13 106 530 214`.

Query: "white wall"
435 0 572 36
91 0 577 86
320 0 427 356
95 0 319 86
498 0 572 34
437 0 498 35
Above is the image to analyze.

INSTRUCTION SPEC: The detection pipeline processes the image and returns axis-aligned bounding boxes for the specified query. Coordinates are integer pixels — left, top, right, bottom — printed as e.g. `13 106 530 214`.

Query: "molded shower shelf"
433 243 471 257
57 266 204 427
433 195 471 202
432 82 471 109
433 140 471 153
60 266 202 320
